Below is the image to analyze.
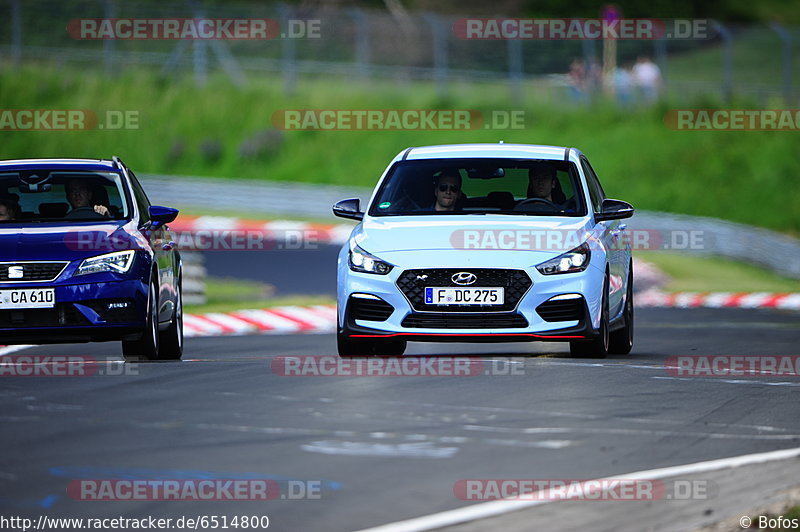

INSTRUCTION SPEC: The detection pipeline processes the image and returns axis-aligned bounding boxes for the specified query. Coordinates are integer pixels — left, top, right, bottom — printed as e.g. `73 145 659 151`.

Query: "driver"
65 180 110 219
432 171 462 212
527 163 558 202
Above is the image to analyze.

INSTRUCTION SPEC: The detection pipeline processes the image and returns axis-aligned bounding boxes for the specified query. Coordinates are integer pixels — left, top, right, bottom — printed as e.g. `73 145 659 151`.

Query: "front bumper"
338 254 606 342
0 278 148 344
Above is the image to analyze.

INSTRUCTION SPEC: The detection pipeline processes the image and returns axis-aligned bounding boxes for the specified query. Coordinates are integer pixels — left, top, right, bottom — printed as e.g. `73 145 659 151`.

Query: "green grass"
185 276 333 314
638 251 800 292
1 64 799 233
667 27 800 91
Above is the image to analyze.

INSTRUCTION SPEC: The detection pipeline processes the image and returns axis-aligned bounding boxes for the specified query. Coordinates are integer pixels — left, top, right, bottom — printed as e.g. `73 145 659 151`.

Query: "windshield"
368 158 587 217
0 171 130 223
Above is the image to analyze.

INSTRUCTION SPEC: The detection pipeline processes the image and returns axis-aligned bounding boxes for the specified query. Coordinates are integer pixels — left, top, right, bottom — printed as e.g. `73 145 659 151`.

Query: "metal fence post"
191 5 208 86
507 38 523 105
769 22 793 105
9 0 22 67
280 4 297 95
424 13 447 98
103 0 116 75
713 21 733 103
348 8 370 78
654 37 667 83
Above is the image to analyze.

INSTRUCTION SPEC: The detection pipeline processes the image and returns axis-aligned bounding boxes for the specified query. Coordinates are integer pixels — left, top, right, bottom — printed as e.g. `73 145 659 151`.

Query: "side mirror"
332 198 364 221
148 205 179 227
595 199 634 222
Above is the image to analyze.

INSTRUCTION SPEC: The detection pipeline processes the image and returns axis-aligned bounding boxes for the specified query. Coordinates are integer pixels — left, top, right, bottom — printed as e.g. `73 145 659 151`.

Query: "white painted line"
0 345 34 356
302 441 458 458
354 445 800 532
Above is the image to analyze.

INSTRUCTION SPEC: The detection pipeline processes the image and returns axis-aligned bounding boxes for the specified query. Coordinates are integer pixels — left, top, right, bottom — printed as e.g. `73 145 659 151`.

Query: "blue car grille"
0 262 67 282
396 268 532 312
0 304 88 327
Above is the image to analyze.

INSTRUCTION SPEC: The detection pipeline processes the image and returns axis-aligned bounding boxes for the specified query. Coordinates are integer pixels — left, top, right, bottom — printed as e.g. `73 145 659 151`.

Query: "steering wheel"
513 197 563 211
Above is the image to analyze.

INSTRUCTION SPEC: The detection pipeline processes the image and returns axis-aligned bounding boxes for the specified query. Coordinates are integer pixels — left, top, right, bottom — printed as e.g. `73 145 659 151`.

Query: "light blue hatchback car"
333 144 634 358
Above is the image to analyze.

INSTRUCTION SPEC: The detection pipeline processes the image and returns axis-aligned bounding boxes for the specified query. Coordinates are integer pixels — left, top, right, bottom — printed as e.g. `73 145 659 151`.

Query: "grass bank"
1 65 798 233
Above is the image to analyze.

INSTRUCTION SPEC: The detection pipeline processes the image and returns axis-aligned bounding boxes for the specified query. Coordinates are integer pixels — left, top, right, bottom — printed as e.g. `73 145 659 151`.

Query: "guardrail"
143 174 800 281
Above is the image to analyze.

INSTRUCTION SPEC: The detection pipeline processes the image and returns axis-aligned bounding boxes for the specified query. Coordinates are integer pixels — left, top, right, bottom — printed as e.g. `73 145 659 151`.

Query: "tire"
570 275 610 359
609 265 634 355
122 278 160 361
158 277 183 360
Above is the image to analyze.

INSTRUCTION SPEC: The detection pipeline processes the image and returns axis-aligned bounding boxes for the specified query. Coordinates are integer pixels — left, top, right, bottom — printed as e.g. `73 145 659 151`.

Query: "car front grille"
401 312 528 329
536 297 585 322
0 262 68 282
0 304 88 328
396 268 532 312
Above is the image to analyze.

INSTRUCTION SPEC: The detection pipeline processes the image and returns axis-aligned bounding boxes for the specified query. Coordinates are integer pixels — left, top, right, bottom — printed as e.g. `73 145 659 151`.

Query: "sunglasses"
437 184 459 193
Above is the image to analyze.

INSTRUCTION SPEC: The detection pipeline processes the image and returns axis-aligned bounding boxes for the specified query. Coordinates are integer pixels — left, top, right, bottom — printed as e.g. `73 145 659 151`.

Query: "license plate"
425 287 504 305
0 288 55 309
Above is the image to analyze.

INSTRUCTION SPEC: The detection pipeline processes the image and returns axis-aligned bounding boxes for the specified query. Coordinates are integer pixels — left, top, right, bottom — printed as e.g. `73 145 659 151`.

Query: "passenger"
0 198 18 221
432 172 462 212
65 180 109 219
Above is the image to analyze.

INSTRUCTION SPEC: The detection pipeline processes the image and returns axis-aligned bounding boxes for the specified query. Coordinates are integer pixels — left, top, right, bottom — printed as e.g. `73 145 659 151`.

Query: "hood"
355 215 593 255
0 220 144 261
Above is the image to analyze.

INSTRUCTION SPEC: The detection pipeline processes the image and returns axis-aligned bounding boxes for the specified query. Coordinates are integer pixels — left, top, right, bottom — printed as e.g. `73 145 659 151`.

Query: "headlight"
76 250 136 276
535 243 591 275
349 243 393 275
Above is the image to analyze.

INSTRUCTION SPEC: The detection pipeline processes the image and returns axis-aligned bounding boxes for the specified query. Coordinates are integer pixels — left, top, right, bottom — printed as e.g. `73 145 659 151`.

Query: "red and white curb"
182 293 800 339
637 290 800 310
184 304 337 337
170 215 352 246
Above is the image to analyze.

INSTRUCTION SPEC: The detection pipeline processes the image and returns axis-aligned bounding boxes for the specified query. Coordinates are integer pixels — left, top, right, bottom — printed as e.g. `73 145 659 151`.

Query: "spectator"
568 58 588 103
632 56 662 103
613 62 635 106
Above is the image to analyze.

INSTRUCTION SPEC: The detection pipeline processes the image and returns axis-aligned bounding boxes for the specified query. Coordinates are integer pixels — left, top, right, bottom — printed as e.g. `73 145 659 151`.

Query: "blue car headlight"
75 250 136 276
535 243 591 275
349 243 393 275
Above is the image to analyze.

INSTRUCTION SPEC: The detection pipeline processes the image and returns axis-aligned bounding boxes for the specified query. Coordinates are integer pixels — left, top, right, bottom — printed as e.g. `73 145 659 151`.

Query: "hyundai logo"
451 272 477 285
7 266 23 279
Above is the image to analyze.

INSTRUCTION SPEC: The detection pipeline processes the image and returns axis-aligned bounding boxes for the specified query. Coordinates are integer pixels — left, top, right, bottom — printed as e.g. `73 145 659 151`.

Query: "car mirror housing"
332 198 364 221
148 205 179 227
595 199 634 222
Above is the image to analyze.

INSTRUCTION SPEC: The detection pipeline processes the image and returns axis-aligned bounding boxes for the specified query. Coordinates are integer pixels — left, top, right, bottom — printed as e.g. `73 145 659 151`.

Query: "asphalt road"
1 307 799 531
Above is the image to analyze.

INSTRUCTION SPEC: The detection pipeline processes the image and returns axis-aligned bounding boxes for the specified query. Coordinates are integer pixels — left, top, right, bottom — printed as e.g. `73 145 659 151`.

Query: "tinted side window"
580 158 605 213
127 170 151 223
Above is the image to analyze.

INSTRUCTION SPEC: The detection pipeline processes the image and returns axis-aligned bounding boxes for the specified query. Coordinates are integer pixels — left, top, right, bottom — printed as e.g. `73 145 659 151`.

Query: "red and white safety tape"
636 290 800 310
170 215 352 246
